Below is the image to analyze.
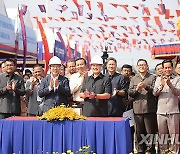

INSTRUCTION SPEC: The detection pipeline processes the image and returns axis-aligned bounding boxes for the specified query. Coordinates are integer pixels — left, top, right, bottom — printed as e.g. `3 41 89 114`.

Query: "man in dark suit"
26 64 44 116
38 56 71 113
129 59 157 154
105 57 126 117
0 58 25 119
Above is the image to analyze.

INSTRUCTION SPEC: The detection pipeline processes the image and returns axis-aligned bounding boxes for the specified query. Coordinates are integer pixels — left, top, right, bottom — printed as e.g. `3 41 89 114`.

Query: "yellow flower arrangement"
38 106 86 121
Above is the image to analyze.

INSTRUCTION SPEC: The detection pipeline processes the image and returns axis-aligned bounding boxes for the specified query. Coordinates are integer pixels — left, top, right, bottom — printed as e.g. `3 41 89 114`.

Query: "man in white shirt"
69 58 87 106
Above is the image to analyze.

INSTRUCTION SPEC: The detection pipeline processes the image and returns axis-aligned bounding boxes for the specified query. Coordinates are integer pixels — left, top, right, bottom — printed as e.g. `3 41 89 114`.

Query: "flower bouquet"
38 106 86 121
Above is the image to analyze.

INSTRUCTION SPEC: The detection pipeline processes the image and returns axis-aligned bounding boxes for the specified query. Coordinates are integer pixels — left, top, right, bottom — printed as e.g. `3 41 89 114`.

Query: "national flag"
77 27 83 32
158 3 166 14
168 21 175 29
110 31 115 37
114 46 118 52
60 17 66 22
103 15 109 22
99 27 105 32
155 8 163 15
37 19 52 74
132 39 136 46
72 0 79 8
78 5 83 16
68 27 75 33
128 26 134 34
72 11 78 20
42 17 47 23
154 16 161 25
135 25 140 35
97 17 103 21
97 2 104 15
56 9 63 13
59 5 68 11
38 5 46 13
20 4 27 15
120 26 127 31
85 1 91 10
110 3 119 8
144 7 151 15
176 10 180 17
86 13 93 20
111 25 117 29
132 6 139 10
88 27 95 31
129 17 138 22
119 5 129 13
165 9 170 19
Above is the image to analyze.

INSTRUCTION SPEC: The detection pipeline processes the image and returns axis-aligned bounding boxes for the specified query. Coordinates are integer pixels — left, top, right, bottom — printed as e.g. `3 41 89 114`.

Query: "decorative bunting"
119 5 129 13
38 5 46 13
97 2 104 15
20 4 27 15
165 9 170 19
78 5 83 16
85 1 91 11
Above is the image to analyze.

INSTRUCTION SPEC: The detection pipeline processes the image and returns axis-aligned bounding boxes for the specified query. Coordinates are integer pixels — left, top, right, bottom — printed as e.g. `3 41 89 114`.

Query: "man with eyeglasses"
0 58 25 119
129 59 157 154
38 56 71 113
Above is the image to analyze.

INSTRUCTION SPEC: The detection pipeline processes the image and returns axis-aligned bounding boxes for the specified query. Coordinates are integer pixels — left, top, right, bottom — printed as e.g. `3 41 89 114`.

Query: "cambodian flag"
38 5 46 13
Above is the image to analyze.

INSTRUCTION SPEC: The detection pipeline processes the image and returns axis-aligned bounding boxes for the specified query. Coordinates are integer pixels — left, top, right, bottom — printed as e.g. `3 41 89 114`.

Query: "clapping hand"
6 81 12 91
82 70 88 78
11 81 16 91
166 76 171 87
160 76 165 88
50 78 54 89
136 82 146 91
55 79 59 88
30 77 37 88
84 89 90 98
89 92 96 99
112 88 118 97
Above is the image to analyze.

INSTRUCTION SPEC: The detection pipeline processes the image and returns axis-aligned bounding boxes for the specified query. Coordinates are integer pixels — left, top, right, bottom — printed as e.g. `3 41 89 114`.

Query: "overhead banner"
0 14 15 53
18 25 37 58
